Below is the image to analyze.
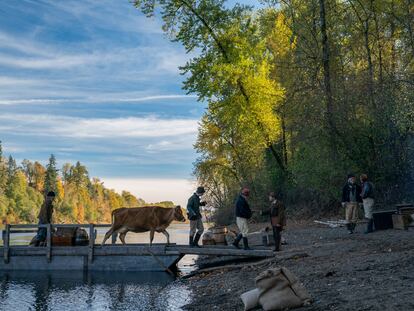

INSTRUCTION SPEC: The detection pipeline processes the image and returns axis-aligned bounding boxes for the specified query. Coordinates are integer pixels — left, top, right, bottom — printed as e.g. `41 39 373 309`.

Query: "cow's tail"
110 209 117 224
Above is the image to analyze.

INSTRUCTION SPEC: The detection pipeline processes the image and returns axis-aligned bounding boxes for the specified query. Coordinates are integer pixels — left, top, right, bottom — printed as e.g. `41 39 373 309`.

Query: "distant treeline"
0 142 175 224
133 0 414 223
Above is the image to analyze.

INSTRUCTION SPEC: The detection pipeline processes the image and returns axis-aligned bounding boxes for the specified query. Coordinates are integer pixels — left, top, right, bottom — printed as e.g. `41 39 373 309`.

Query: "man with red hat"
232 187 252 250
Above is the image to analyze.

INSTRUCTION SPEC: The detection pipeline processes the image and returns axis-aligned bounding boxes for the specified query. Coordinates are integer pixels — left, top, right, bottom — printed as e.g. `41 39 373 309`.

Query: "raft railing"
2 223 115 264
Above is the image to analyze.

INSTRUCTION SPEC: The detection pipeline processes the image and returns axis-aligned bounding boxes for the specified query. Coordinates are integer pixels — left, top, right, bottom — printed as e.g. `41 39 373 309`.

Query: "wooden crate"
392 214 413 230
373 210 396 230
52 235 73 246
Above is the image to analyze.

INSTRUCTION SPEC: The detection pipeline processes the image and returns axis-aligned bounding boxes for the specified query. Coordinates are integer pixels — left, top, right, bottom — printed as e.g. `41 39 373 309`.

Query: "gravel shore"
180 222 414 310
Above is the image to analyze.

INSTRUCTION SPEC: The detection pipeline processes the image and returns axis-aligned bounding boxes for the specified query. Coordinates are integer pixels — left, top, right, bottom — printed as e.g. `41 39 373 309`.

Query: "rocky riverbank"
180 221 414 310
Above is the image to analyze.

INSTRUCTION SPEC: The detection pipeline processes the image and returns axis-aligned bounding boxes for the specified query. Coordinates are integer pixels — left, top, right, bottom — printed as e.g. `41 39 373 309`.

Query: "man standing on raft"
187 186 206 247
232 187 252 250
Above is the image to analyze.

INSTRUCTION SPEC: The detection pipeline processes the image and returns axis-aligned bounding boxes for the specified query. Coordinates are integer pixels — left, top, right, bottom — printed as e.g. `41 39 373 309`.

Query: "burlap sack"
240 288 260 311
255 267 311 311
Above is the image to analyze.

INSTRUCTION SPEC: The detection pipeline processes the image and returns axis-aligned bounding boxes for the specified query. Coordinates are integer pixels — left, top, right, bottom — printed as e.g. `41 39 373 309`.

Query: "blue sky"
0 0 255 205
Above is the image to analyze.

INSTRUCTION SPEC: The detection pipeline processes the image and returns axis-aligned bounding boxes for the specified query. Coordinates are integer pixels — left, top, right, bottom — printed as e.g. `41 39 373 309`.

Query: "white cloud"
101 177 197 207
0 94 197 105
0 76 42 87
146 139 194 152
45 0 164 35
118 95 197 102
0 31 49 57
0 53 98 69
0 113 198 139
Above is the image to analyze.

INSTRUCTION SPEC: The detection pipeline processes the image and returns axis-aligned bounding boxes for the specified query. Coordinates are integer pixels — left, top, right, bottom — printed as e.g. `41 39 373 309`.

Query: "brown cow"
101 205 186 246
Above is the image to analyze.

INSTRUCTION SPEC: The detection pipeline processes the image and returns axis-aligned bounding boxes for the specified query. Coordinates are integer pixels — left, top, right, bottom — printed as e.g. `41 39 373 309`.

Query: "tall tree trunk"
364 18 376 109
319 0 338 156
371 0 384 84
281 115 288 166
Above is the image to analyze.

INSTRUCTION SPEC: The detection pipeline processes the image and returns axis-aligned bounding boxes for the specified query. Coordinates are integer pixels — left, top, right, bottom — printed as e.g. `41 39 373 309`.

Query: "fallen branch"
181 252 309 279
314 219 368 228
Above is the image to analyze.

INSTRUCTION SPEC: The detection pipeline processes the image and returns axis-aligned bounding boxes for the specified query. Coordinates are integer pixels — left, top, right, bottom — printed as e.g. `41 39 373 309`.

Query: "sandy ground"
180 222 414 311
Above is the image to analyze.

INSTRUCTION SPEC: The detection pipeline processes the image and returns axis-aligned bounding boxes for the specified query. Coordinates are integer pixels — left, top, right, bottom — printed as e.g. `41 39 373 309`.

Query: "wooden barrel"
212 233 226 244
202 238 216 246
210 226 228 234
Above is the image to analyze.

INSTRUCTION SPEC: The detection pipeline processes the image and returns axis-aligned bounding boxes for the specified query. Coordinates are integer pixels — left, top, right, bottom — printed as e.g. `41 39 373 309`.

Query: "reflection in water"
0 224 196 310
0 271 192 311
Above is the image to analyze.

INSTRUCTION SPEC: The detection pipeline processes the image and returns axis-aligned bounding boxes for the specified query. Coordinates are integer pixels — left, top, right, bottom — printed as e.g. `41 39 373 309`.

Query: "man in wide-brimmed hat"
30 191 56 246
341 174 362 234
187 186 206 247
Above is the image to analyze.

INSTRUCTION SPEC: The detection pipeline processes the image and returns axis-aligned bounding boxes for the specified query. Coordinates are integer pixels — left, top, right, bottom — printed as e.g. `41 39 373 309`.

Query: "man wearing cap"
232 187 252 250
341 174 362 234
187 186 206 247
30 191 56 246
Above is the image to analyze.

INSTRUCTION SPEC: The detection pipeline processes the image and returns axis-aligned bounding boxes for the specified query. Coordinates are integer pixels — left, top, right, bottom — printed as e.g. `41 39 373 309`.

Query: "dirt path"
180 223 414 310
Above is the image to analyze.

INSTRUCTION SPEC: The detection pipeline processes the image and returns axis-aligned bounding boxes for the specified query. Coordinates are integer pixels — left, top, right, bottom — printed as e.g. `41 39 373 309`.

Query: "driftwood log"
181 252 309 279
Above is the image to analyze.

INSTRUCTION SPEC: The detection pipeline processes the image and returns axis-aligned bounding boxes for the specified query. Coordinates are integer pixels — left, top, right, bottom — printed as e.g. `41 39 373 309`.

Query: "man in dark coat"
30 191 55 246
265 192 286 251
232 187 252 250
187 186 206 247
341 174 362 234
360 174 375 233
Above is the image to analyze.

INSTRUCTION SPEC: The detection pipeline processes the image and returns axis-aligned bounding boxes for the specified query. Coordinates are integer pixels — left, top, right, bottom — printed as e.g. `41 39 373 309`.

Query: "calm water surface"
0 223 196 311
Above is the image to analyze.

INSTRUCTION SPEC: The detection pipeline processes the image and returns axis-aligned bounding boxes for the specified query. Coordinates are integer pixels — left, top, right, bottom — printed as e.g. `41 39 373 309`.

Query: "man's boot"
232 234 242 249
243 237 251 250
365 219 374 234
346 223 353 234
369 219 374 232
351 223 356 232
193 233 202 248
189 235 194 247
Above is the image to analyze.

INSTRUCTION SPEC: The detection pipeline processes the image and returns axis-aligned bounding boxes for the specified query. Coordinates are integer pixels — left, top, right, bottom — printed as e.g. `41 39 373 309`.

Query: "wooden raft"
0 223 274 272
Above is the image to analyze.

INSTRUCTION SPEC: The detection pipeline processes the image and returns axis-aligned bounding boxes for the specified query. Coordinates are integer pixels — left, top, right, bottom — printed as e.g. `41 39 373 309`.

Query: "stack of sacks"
240 267 312 311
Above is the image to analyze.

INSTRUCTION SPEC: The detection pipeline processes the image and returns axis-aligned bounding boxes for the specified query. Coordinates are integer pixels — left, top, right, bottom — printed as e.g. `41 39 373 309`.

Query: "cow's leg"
149 230 155 246
118 227 128 245
119 232 127 245
101 227 115 246
161 229 170 245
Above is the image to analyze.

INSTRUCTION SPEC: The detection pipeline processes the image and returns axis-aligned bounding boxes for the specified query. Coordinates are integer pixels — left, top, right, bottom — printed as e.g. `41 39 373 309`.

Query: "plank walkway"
166 245 274 257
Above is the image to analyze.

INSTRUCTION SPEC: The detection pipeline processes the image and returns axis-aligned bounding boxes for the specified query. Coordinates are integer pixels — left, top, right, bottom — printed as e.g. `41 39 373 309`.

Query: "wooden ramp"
166 245 274 257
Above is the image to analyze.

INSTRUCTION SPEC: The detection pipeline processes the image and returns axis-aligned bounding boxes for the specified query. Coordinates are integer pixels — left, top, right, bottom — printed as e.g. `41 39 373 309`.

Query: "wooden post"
46 224 52 262
88 224 94 263
3 224 10 264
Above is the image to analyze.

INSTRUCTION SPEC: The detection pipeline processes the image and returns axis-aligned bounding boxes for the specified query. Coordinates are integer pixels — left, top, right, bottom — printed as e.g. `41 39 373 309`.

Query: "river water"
0 223 196 311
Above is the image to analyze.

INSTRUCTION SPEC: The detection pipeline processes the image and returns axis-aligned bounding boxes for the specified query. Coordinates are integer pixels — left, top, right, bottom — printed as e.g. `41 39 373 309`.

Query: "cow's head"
174 205 186 222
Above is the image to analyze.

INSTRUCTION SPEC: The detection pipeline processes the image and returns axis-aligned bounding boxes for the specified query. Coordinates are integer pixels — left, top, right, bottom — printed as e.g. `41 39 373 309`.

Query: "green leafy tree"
44 154 58 194
0 141 7 195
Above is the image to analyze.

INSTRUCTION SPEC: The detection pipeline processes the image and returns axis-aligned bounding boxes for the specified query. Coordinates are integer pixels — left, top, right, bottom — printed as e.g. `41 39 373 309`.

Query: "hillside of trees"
0 142 175 224
133 0 414 223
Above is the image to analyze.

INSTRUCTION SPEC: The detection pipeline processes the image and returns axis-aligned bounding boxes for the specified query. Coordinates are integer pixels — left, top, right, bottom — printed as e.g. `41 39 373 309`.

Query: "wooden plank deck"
0 244 274 257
